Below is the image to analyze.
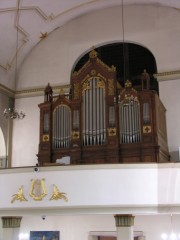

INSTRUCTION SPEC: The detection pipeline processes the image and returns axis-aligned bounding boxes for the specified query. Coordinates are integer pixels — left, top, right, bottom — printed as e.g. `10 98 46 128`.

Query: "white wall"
11 214 180 240
11 96 42 167
159 79 180 161
18 5 180 89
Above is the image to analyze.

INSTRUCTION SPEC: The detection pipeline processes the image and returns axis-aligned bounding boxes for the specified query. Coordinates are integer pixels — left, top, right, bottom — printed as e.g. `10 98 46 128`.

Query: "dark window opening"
73 43 158 93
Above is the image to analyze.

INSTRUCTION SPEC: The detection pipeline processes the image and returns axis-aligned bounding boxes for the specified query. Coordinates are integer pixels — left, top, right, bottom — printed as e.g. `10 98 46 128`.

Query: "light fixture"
121 0 126 84
19 232 29 240
114 0 125 105
3 108 25 120
161 214 180 240
3 0 25 120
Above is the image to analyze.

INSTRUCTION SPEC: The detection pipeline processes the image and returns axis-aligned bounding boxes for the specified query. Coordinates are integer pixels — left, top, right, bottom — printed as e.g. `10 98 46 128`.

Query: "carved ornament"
29 178 47 201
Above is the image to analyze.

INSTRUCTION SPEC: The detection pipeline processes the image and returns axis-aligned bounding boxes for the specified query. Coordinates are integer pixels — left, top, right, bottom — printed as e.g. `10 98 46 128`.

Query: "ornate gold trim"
108 128 116 136
96 58 116 72
0 84 70 98
73 82 80 99
90 69 97 76
154 70 180 82
0 84 15 97
143 125 151 133
72 61 90 77
154 70 180 77
108 79 114 95
72 131 80 140
42 134 49 142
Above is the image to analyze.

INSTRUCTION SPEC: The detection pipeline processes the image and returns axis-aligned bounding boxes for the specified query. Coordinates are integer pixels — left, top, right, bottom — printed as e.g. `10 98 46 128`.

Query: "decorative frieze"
1 217 22 228
114 214 134 227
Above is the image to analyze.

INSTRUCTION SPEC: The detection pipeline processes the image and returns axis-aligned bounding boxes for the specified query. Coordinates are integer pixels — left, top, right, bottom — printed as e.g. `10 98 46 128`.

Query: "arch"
71 42 158 93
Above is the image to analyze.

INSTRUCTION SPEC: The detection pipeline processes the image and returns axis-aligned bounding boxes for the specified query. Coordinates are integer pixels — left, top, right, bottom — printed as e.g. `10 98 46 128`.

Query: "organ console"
37 49 170 166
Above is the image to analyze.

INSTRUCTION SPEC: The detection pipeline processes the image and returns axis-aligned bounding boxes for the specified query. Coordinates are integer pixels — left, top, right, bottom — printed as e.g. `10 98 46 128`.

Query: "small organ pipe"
119 97 141 144
97 86 100 145
52 105 71 149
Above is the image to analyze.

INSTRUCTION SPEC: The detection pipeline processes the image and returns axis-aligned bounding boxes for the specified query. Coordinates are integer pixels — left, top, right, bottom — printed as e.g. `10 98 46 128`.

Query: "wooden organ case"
37 49 170 166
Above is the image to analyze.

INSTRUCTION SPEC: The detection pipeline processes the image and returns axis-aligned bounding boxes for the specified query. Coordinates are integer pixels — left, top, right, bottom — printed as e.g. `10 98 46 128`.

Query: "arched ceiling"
0 0 180 88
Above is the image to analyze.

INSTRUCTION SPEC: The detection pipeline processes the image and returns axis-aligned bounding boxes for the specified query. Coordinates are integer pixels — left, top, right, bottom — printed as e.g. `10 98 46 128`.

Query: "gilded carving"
89 49 98 58
49 184 68 202
72 131 80 139
72 61 90 77
11 186 28 203
42 134 49 142
90 69 96 76
11 180 69 203
74 83 79 99
108 79 114 95
97 58 116 72
82 79 91 92
29 178 47 201
108 128 117 136
40 32 48 40
143 125 151 133
97 78 105 89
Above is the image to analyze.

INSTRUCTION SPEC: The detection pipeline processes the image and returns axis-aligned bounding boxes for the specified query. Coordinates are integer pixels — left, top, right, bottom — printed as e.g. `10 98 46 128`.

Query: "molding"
0 162 180 174
0 83 70 98
15 84 70 98
114 214 134 227
1 69 180 98
0 84 15 97
1 217 22 228
89 231 143 237
154 70 180 82
0 205 180 216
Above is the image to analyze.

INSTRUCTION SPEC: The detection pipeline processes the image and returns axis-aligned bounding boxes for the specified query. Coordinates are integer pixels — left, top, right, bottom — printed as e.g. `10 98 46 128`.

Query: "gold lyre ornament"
29 178 47 201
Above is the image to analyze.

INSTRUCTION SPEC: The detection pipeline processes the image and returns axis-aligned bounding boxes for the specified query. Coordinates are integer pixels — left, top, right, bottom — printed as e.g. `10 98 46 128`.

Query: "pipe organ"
37 49 170 166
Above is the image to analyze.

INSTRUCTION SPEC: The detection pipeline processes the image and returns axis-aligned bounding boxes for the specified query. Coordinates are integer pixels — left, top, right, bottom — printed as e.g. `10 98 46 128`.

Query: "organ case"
37 49 170 166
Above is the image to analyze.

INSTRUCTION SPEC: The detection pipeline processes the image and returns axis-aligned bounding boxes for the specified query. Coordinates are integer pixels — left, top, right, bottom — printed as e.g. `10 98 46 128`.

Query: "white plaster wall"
159 79 180 161
18 5 180 90
11 96 43 167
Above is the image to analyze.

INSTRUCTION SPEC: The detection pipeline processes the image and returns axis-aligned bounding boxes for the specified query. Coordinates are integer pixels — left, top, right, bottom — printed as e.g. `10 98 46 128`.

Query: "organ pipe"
119 97 141 144
82 77 106 146
52 105 71 149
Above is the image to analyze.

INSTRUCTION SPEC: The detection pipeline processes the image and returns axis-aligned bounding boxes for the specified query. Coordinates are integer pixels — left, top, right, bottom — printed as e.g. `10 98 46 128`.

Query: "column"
114 214 134 240
1 216 22 240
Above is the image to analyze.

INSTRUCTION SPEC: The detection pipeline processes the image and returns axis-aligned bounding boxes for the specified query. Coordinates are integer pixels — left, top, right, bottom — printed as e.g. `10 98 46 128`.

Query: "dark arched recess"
73 43 158 93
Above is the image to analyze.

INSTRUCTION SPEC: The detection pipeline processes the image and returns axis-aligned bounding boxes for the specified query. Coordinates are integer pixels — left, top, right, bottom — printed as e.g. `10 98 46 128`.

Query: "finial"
89 47 98 58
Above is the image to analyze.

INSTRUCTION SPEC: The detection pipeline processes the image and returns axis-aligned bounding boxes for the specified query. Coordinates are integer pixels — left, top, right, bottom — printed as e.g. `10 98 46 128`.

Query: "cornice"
154 70 180 82
0 84 15 97
1 69 180 99
15 84 70 98
0 84 70 98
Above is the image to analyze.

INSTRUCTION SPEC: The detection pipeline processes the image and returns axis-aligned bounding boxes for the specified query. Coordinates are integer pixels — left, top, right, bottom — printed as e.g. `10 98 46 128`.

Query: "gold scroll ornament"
11 185 28 203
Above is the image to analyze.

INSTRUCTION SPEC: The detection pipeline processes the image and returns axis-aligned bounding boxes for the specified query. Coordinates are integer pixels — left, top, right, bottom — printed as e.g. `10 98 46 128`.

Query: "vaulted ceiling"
0 0 180 88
